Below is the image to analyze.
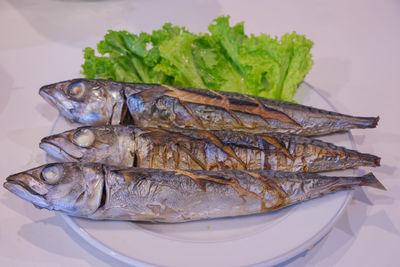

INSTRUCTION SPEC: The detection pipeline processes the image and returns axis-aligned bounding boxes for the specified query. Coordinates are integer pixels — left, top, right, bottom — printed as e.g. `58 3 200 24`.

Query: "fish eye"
73 128 95 147
67 82 86 99
41 164 63 184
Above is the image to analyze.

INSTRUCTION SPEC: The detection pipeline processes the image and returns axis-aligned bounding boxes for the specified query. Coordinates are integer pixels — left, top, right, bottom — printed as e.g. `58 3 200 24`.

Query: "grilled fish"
4 163 385 222
39 79 378 136
39 125 380 172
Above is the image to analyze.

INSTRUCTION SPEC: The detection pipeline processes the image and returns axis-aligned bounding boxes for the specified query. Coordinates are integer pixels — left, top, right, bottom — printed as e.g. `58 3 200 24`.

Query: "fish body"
39 125 380 172
39 79 378 136
4 163 385 223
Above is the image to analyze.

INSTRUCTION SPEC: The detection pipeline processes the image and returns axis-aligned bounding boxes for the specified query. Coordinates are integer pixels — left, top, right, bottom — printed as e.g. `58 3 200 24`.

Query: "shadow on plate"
0 65 20 114
35 102 59 122
17 215 132 267
0 193 132 267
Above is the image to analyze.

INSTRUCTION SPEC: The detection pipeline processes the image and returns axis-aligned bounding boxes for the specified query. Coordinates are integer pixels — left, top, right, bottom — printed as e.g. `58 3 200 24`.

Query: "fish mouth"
40 140 82 162
39 86 58 107
39 86 76 121
4 174 48 208
5 177 42 196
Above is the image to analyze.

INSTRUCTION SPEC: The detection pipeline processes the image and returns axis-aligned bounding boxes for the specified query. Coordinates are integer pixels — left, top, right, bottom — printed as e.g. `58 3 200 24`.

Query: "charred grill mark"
207 174 232 182
259 136 294 161
221 174 265 201
260 185 270 210
162 145 168 167
178 144 207 170
247 95 301 127
245 171 289 209
173 170 209 191
178 99 206 129
246 172 287 197
142 128 195 145
103 87 111 100
101 107 108 123
150 145 157 168
173 170 264 202
161 85 300 127
209 90 244 126
136 86 168 102
301 157 308 172
173 143 180 169
195 130 247 168
120 169 142 184
177 86 223 100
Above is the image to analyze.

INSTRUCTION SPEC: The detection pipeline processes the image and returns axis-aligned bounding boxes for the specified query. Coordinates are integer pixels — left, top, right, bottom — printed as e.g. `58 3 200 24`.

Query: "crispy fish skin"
40 125 380 172
3 163 385 223
39 79 378 136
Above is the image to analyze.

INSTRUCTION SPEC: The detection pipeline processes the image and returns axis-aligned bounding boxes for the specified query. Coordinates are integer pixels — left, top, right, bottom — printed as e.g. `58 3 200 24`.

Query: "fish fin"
360 173 386 191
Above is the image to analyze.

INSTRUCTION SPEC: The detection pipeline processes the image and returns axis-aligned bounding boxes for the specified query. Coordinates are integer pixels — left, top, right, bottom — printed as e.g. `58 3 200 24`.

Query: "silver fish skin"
39 125 380 172
39 79 379 136
4 163 385 223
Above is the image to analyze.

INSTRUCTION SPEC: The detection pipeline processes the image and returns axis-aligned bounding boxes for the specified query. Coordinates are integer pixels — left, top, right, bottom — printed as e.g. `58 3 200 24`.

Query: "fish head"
39 79 125 124
40 126 135 167
3 163 105 216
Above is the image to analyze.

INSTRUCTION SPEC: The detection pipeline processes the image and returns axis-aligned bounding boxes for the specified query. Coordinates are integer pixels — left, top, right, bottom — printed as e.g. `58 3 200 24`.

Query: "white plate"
47 82 356 266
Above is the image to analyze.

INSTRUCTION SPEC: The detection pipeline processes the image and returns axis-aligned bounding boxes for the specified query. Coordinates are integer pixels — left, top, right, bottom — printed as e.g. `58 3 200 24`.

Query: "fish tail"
359 173 386 190
372 116 380 128
351 116 379 129
359 153 381 167
374 156 381 167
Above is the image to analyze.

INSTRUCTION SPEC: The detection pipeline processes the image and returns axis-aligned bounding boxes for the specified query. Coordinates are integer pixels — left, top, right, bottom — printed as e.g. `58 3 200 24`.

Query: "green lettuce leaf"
239 32 314 100
155 32 205 88
191 33 246 93
208 16 247 76
81 15 313 102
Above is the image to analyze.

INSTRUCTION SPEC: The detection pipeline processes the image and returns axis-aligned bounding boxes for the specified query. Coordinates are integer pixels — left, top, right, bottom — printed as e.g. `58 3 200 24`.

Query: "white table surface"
1 0 399 266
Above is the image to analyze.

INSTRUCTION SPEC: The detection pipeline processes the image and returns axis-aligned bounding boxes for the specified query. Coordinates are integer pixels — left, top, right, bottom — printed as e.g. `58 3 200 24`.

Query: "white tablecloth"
0 0 399 266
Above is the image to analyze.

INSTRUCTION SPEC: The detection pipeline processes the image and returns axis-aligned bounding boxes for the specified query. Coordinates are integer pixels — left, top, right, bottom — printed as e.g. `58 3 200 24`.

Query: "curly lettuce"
81 15 313 102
